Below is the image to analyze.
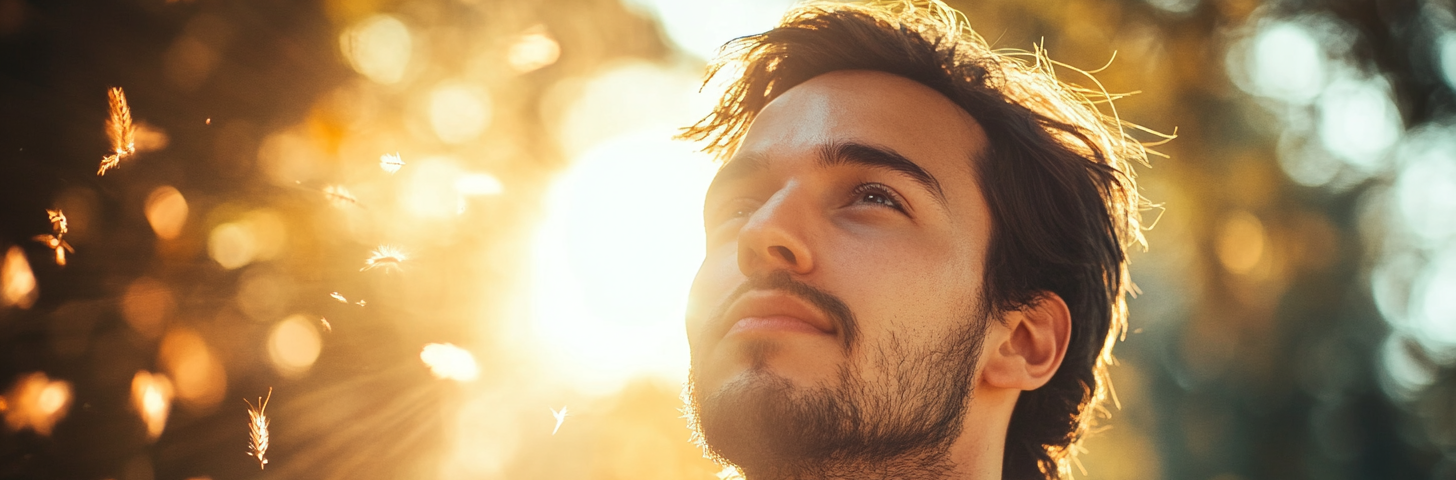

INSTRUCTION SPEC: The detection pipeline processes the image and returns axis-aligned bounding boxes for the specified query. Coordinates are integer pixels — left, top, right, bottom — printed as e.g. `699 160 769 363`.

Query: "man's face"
685 70 997 473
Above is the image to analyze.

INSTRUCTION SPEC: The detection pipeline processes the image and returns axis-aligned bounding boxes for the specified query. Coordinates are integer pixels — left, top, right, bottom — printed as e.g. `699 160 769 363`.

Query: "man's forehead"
730 70 988 177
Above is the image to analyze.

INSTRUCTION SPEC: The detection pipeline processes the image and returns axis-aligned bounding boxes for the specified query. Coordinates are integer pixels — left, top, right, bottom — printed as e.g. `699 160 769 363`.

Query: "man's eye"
851 183 906 211
715 200 757 223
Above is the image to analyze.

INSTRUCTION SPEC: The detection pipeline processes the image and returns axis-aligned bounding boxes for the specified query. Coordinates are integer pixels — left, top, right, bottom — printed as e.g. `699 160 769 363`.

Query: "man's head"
681 2 1147 479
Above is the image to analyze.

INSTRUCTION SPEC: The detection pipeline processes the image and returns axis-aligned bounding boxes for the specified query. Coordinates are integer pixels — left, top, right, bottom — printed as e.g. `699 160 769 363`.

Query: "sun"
530 131 719 394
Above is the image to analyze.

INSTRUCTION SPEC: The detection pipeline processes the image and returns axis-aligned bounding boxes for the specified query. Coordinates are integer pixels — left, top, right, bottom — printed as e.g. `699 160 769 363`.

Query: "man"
679 2 1149 479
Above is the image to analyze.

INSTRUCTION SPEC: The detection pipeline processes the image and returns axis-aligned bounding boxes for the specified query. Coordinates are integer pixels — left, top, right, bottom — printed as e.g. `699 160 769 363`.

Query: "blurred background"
0 0 1452 478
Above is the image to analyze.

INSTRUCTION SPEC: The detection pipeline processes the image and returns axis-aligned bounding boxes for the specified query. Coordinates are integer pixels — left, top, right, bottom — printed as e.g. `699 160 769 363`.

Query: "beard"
686 273 992 479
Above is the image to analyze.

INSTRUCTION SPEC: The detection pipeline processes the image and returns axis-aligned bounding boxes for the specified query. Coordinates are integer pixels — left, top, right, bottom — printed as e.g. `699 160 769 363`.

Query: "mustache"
709 270 859 351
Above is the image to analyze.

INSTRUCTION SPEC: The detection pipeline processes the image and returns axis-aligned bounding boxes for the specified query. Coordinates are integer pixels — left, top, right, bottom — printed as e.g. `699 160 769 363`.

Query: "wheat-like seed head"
245 388 272 470
107 87 135 156
97 153 121 176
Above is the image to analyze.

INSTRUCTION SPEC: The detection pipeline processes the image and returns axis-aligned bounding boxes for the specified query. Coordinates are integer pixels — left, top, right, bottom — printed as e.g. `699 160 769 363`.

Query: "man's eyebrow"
709 151 768 191
818 141 947 205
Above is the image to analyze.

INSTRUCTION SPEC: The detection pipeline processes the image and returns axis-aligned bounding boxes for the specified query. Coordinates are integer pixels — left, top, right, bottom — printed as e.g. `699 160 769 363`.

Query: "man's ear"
981 293 1071 391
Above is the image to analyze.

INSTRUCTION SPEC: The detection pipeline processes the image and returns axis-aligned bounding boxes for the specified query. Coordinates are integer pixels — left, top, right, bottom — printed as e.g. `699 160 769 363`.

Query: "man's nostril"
770 245 797 265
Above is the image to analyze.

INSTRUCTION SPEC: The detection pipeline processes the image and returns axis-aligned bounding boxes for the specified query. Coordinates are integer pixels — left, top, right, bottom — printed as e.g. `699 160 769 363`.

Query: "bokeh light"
507 26 561 73
427 82 491 144
130 371 174 441
1239 21 1326 104
267 315 323 377
2 372 72 436
1 245 36 309
420 343 479 381
1316 75 1402 171
1216 211 1266 276
207 209 285 270
144 185 189 240
341 15 412 85
157 328 227 412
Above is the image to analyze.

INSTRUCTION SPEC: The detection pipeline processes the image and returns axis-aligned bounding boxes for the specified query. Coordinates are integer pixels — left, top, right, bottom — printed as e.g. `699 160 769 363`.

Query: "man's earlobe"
981 293 1072 391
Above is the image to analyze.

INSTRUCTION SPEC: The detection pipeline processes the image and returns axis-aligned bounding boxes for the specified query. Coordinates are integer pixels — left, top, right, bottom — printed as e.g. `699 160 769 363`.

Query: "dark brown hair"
679 2 1150 478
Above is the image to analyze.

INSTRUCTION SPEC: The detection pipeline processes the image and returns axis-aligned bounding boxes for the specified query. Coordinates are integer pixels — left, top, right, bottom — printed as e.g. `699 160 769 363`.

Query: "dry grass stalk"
244 388 271 470
46 210 67 236
31 235 73 266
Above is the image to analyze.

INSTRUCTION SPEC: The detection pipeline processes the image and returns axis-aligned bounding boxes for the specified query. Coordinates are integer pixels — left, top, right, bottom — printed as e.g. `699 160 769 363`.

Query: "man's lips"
728 316 828 335
719 290 836 338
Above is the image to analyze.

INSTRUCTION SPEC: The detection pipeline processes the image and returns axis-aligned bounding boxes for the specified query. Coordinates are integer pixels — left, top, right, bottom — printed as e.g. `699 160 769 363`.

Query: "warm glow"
158 328 227 411
145 186 189 240
267 315 323 377
455 172 503 196
2 372 72 436
626 0 796 61
428 82 491 144
130 371 174 440
507 27 561 73
401 157 465 218
420 343 479 381
1217 211 1267 275
530 131 718 393
122 277 174 339
341 15 412 84
1 246 37 309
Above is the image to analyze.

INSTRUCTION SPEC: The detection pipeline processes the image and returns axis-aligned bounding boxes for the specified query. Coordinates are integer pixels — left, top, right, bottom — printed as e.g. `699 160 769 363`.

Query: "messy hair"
679 1 1152 478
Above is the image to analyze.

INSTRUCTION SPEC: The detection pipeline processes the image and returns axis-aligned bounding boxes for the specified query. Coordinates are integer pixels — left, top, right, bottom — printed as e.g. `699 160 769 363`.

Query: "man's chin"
691 369 811 470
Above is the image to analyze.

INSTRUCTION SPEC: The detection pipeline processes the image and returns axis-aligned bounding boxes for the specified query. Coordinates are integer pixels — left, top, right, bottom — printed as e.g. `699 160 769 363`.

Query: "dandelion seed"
32 235 73 266
329 292 348 303
321 185 358 208
551 406 568 435
379 152 404 174
205 118 211 125
361 245 407 273
355 300 366 307
318 318 331 333
46 210 67 236
244 388 271 470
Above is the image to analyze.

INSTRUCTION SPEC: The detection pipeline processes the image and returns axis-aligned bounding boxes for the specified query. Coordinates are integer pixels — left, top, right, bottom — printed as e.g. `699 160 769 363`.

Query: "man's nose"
737 186 816 276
